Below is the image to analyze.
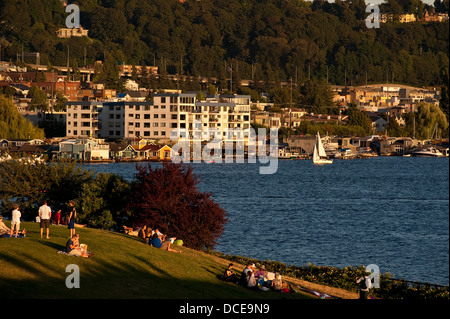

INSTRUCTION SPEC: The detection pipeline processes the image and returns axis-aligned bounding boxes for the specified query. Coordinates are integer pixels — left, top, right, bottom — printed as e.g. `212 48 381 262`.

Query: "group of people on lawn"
221 262 284 292
0 200 90 257
0 200 78 239
123 225 182 253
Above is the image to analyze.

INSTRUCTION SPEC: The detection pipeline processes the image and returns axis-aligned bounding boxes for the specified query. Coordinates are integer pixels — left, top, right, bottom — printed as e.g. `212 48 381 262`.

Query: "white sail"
317 132 327 157
313 141 319 161
313 132 333 164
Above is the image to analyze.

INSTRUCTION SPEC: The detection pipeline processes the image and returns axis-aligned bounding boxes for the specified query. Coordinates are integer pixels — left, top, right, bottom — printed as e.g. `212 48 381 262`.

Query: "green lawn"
0 222 311 299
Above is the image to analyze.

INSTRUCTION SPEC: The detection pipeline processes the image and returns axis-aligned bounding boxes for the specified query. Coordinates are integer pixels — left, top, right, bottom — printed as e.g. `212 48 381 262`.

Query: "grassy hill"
0 222 319 299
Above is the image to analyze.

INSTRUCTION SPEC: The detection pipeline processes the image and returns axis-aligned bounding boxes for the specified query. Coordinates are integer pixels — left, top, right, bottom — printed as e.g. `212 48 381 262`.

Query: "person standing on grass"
39 200 52 239
356 274 372 299
68 200 77 238
10 204 21 238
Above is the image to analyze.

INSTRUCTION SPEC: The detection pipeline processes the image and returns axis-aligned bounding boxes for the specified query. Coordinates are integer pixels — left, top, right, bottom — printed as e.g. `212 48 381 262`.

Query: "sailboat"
313 132 333 165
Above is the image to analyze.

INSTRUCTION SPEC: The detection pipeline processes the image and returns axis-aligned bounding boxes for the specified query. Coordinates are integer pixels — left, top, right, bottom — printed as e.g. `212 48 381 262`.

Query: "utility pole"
290 77 293 132
230 61 233 93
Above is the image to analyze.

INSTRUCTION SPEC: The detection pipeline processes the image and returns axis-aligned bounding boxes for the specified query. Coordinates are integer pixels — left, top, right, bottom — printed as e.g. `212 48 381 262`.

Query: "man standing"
10 204 21 238
356 274 372 299
67 200 77 238
39 200 52 239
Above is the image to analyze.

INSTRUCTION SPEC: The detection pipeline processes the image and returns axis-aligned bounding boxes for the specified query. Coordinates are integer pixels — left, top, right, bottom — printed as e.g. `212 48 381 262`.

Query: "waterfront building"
57 138 109 161
65 93 252 144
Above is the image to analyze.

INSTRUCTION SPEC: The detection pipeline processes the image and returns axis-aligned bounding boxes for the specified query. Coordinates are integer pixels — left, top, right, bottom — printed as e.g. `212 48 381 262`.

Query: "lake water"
82 157 449 286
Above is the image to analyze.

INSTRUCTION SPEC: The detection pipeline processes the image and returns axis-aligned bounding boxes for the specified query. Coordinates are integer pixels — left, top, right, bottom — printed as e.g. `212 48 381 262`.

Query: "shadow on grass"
0 248 310 300
38 240 66 251
0 223 312 300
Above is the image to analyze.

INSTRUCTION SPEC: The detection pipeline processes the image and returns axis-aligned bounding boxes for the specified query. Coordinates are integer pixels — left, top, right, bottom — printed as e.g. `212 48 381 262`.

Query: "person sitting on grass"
65 234 91 257
221 263 238 282
123 225 146 238
0 215 26 237
0 215 11 236
151 233 181 253
254 265 267 280
271 273 283 292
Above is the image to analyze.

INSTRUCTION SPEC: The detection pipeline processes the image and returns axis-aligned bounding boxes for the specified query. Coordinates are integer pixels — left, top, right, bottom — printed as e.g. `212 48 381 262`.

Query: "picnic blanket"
1 234 25 238
58 250 78 256
57 250 93 257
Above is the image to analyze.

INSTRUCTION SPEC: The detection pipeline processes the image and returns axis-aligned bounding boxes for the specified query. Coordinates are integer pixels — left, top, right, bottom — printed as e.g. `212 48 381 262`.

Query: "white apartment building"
65 93 251 143
66 101 102 138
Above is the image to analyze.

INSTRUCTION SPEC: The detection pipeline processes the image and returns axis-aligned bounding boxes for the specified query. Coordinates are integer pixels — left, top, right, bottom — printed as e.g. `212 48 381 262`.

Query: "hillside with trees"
0 0 448 89
0 0 448 138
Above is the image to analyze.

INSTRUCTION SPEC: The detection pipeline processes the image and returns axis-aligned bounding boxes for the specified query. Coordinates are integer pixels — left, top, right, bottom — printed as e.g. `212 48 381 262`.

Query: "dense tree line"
0 0 447 90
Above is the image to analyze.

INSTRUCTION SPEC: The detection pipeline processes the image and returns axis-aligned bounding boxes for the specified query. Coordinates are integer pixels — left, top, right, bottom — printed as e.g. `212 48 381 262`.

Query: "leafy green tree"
0 94 45 139
101 51 123 91
28 86 49 113
347 106 372 135
78 172 131 230
300 78 335 108
415 102 449 139
0 160 92 221
54 92 68 112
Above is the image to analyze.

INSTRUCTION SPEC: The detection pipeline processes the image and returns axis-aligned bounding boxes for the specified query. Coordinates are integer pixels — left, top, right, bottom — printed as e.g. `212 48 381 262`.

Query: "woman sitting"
221 263 238 282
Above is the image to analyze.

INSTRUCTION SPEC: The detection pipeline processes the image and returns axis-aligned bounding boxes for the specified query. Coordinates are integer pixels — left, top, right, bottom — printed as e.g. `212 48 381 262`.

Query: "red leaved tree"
127 162 227 250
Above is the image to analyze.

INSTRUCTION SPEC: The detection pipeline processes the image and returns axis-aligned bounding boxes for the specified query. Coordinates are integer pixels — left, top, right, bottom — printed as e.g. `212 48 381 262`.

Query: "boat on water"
313 132 333 165
411 147 444 157
278 147 300 159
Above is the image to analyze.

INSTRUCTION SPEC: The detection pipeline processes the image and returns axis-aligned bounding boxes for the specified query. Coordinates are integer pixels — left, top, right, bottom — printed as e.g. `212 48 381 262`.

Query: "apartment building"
65 93 251 143
66 101 102 138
